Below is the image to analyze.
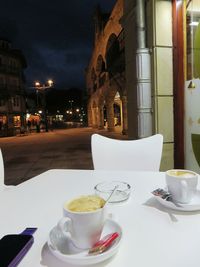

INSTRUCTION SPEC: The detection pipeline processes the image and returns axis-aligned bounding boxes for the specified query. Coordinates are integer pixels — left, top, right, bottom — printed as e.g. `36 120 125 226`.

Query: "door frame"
172 0 185 168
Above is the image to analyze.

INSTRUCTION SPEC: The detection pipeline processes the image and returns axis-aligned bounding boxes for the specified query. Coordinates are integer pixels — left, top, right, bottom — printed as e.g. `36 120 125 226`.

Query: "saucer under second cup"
155 189 200 211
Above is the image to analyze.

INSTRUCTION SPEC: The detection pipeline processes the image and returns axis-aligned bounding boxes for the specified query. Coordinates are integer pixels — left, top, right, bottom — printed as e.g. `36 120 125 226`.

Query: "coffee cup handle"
57 217 72 236
181 180 188 201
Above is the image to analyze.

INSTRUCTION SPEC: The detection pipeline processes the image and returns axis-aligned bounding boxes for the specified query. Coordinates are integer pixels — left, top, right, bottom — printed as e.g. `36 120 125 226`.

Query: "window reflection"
186 0 200 79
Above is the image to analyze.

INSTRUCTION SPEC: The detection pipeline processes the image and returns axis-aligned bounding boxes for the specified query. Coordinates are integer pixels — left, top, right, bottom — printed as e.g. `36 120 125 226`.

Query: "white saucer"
48 218 122 265
155 190 200 211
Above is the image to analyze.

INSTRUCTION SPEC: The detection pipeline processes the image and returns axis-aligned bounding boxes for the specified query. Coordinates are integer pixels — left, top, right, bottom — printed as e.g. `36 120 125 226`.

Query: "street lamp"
34 79 54 132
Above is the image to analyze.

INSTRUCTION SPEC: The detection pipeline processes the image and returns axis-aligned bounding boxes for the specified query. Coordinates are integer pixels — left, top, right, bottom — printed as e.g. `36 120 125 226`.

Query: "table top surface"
0 169 200 267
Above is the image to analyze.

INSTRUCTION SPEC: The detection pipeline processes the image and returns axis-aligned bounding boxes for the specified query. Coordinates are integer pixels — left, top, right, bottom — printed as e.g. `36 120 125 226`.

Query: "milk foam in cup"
67 195 105 212
58 195 107 249
165 169 198 204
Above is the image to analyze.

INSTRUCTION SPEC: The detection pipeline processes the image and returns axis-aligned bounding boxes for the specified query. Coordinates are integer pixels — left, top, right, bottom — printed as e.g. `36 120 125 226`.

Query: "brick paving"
0 127 127 185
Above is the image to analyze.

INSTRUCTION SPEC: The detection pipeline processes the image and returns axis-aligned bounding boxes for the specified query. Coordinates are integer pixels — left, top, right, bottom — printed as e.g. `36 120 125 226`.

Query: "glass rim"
94 181 131 193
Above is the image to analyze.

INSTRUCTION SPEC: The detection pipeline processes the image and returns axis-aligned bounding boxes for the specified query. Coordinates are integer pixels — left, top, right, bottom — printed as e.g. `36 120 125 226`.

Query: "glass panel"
186 0 200 79
185 0 200 172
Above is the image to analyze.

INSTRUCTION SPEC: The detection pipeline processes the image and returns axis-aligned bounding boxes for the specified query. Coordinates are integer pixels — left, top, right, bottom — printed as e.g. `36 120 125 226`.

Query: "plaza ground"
0 127 127 185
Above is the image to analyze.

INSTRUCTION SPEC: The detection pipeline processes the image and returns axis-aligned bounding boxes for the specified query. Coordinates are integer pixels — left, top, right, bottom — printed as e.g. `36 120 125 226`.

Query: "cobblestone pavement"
0 127 128 185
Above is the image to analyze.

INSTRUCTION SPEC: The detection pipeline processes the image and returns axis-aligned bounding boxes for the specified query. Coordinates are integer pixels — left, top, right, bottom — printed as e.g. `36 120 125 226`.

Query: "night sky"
0 0 116 90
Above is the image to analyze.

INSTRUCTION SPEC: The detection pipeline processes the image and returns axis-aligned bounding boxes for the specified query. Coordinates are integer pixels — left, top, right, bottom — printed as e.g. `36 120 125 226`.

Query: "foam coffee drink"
167 170 196 178
58 195 107 249
166 169 198 204
67 195 106 212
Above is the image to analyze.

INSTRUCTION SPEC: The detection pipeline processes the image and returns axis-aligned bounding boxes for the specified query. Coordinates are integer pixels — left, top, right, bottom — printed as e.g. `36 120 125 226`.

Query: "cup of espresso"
166 169 198 204
57 195 106 249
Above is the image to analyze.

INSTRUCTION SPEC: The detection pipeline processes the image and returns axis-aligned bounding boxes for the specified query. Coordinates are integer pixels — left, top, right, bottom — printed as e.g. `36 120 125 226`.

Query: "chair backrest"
0 148 5 189
91 134 163 171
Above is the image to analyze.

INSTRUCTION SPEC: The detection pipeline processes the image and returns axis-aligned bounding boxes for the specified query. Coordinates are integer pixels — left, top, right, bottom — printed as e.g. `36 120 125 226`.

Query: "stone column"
87 105 92 127
136 0 152 137
121 95 128 135
93 107 99 128
91 108 95 128
136 49 152 138
98 105 104 129
106 100 114 131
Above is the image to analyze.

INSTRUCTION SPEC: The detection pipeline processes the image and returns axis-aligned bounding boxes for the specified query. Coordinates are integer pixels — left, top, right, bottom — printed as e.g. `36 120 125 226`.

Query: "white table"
0 169 200 267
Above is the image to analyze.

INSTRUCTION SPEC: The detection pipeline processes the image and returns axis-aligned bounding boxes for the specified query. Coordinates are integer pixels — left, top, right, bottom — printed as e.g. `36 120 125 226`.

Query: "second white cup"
166 169 198 204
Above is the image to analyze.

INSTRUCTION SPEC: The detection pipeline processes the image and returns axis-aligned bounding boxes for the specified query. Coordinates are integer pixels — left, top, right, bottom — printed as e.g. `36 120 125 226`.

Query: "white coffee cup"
57 195 106 249
166 169 198 204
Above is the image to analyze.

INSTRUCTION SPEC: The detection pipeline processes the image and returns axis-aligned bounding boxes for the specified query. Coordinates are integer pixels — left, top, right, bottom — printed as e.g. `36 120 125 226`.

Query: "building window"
13 116 21 127
12 96 20 107
0 99 6 106
0 116 7 130
0 76 5 84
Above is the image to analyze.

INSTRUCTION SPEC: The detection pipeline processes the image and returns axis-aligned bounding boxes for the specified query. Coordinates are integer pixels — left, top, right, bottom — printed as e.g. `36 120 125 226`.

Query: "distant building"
46 88 87 125
0 39 27 136
25 87 87 132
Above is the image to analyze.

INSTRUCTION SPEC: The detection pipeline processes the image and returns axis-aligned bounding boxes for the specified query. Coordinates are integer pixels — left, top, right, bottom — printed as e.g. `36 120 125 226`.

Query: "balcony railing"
0 64 21 75
0 84 24 96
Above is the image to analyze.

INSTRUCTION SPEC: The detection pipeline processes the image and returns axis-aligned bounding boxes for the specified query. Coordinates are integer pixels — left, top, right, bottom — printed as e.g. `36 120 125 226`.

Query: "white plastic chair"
91 134 163 171
0 148 14 191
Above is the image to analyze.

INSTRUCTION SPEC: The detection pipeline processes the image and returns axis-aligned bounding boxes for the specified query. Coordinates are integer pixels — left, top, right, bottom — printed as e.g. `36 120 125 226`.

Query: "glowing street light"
35 79 54 89
34 79 54 132
47 79 53 87
35 81 40 87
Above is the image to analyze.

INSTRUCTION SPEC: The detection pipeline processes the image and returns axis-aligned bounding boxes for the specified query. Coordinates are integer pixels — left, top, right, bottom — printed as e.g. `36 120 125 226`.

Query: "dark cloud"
0 0 116 89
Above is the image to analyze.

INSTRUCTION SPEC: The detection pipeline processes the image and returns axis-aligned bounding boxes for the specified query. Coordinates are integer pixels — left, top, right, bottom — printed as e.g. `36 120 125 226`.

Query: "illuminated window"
13 116 21 127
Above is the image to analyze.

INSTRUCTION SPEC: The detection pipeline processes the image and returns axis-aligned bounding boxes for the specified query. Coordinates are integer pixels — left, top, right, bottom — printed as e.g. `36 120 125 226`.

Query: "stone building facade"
0 39 27 136
86 0 127 134
87 0 200 172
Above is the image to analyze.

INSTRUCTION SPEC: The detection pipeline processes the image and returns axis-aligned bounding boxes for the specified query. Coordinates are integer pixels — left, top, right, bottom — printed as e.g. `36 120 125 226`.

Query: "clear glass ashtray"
94 181 131 203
